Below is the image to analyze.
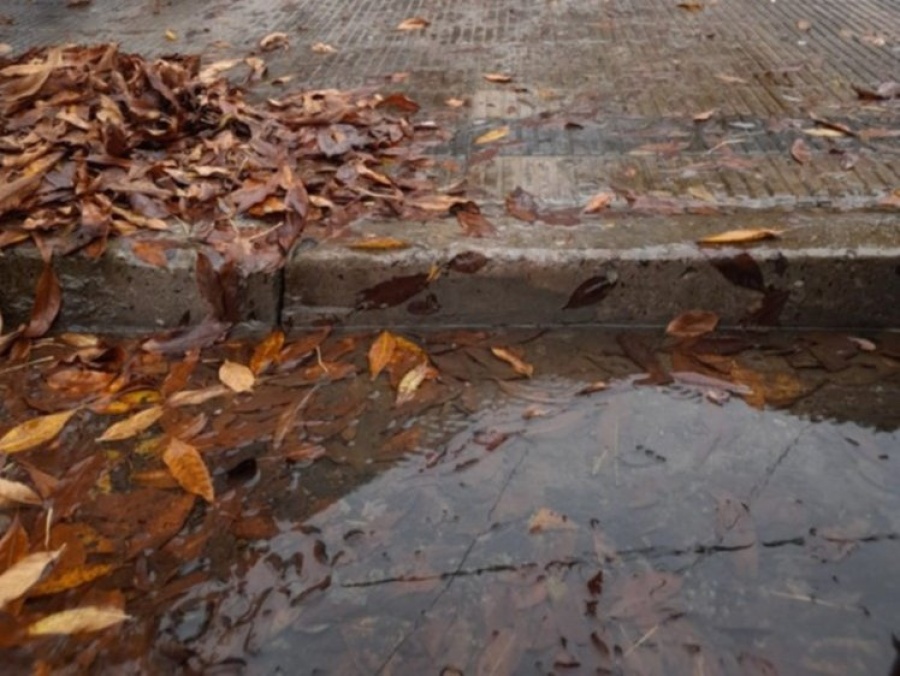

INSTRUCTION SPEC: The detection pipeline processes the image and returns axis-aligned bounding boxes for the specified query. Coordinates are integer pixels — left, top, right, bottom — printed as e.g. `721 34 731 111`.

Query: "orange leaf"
218 360 255 393
368 331 397 379
397 17 429 30
483 73 513 83
346 237 411 251
583 192 614 213
162 437 214 503
0 409 77 455
491 347 534 378
250 330 285 375
97 405 163 442
666 310 719 338
697 229 782 245
475 126 510 145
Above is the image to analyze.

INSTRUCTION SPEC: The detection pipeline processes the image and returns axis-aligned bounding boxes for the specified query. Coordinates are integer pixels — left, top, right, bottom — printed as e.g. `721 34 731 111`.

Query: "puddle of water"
1 328 899 674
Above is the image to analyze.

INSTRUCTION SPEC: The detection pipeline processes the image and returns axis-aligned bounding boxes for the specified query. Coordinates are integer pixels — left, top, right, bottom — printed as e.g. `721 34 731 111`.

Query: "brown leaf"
666 310 719 338
452 201 496 237
24 264 61 339
505 187 539 222
491 347 534 378
162 437 214 503
0 477 42 506
376 93 420 114
97 405 164 442
368 331 398 379
27 606 129 635
356 273 431 309
677 1 703 10
791 138 811 164
564 273 618 309
397 17 430 30
311 42 337 54
475 126 510 145
528 508 576 533
698 229 782 245
250 330 285 375
219 360 255 393
0 409 78 455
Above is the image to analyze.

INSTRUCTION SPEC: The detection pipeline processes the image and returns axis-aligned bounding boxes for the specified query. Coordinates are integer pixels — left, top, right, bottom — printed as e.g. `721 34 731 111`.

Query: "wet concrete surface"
0 0 898 329
2 327 892 674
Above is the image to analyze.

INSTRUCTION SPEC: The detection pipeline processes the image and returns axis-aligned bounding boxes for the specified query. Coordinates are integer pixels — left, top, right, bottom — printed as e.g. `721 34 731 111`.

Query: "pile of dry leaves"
0 43 453 272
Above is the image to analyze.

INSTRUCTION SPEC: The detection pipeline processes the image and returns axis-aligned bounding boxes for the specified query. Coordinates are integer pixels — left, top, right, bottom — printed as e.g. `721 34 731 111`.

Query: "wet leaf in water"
505 187 539 222
448 251 489 274
475 126 510 145
451 201 496 238
666 310 719 338
397 17 430 30
27 606 130 636
97 405 163 442
356 273 431 310
219 360 255 393
0 550 62 609
528 507 576 533
710 252 765 291
0 409 78 454
491 347 534 378
250 330 286 375
162 437 214 503
0 477 42 506
698 229 782 246
396 361 432 406
563 272 618 309
24 264 61 339
368 331 398 379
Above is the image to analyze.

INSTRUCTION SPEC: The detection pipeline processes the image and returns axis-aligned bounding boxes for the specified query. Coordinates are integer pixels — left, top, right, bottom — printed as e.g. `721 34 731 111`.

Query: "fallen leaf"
475 126 510 145
198 58 242 83
29 562 117 597
346 237 410 251
491 347 534 378
376 93 420 113
577 381 608 395
219 360 255 393
162 437 214 503
564 273 618 309
0 550 62 608
677 1 703 11
396 361 433 406
666 310 719 338
368 331 398 379
250 330 285 375
791 138 811 164
583 192 614 213
528 507 575 533
802 127 846 138
452 201 496 237
483 73 513 83
97 405 164 442
259 32 289 51
693 108 716 122
715 74 748 85
27 606 130 635
445 97 467 108
505 187 539 222
311 42 337 54
397 17 429 30
164 29 177 41
847 336 876 352
687 185 715 202
24 264 61 339
797 19 812 32
698 229 782 245
0 477 42 506
166 384 231 407
0 409 78 454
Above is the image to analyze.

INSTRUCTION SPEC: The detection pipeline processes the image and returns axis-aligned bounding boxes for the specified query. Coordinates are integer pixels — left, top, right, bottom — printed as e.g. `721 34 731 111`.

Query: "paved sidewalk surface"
1 0 898 329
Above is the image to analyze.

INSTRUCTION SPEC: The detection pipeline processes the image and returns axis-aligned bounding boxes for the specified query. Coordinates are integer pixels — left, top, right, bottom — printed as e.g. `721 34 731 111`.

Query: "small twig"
0 356 55 376
625 623 660 656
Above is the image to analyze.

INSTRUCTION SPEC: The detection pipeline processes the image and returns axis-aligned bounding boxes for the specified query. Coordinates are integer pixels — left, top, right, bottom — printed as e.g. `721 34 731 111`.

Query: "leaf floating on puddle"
396 361 432 406
250 330 285 375
0 409 77 455
368 331 398 379
666 310 719 338
27 606 130 636
162 437 214 503
491 347 534 378
698 229 782 246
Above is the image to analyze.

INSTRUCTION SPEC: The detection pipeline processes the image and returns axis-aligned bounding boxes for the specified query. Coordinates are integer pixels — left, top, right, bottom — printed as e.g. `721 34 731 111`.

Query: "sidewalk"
1 0 898 330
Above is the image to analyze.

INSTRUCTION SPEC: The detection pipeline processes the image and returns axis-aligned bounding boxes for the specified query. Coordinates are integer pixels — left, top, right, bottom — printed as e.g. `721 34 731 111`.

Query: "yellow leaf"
167 385 231 407
29 563 117 597
0 477 42 506
491 347 534 378
368 331 397 380
0 550 62 608
0 410 77 454
98 389 162 415
397 17 430 30
250 330 285 375
475 126 510 145
27 606 130 636
164 29 177 41
219 360 255 393
97 405 163 442
163 437 214 503
396 361 432 406
697 228 782 245
346 237 411 251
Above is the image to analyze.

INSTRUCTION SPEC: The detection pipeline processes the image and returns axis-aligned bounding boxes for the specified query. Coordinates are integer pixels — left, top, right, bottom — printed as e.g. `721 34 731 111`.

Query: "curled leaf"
491 347 534 378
